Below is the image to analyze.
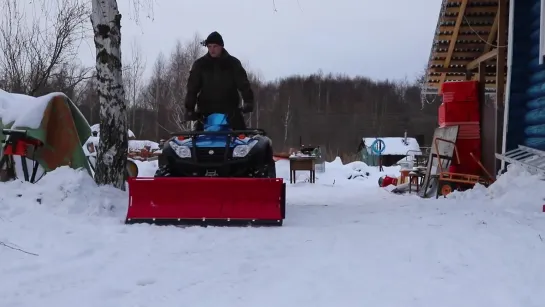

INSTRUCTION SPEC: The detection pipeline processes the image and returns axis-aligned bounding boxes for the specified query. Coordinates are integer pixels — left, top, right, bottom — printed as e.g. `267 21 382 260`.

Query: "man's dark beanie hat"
205 31 224 46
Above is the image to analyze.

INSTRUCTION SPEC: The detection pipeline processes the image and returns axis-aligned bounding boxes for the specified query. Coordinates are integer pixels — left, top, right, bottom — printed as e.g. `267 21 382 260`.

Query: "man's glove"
184 111 198 121
241 103 254 113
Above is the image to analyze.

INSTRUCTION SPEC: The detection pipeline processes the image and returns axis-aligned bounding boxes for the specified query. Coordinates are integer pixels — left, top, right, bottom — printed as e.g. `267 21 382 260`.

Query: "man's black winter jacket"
184 49 254 115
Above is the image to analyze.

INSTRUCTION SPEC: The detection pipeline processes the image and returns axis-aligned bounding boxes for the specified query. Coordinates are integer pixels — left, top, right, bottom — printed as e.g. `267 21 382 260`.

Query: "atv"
155 113 276 179
125 113 286 227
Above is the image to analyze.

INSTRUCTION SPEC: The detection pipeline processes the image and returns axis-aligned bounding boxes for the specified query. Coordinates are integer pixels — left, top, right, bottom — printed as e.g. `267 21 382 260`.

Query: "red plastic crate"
440 122 481 139
452 138 482 175
458 123 480 139
438 103 445 125
438 102 480 125
454 154 482 175
441 81 479 103
456 138 481 155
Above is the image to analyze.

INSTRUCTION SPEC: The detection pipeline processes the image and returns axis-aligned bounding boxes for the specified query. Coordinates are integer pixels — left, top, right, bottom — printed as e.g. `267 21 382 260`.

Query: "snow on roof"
0 89 66 129
90 123 135 138
362 137 421 155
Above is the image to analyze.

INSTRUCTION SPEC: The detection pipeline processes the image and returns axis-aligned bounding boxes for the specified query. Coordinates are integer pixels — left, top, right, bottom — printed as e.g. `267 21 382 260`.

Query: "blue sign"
371 139 385 155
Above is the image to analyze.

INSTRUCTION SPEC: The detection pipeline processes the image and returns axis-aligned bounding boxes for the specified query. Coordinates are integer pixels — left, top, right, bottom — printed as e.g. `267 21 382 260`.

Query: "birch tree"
90 0 128 190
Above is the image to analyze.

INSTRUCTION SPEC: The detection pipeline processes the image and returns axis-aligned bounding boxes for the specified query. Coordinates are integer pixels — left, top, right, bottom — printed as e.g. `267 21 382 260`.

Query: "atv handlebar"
169 129 267 137
184 108 249 124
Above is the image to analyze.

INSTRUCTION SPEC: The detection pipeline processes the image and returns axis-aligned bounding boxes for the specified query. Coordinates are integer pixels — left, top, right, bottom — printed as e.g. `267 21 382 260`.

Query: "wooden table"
408 170 426 194
399 169 411 184
289 156 316 183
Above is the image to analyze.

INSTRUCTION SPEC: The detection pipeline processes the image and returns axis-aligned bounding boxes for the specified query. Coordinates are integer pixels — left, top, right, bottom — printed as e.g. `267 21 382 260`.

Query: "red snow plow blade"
125 177 286 226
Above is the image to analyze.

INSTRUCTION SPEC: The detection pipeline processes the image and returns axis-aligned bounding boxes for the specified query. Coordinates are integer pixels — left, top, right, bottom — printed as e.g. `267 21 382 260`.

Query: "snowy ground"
1 159 545 307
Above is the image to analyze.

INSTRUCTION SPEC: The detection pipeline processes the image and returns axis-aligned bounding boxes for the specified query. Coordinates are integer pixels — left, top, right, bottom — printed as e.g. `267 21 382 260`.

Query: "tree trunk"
90 0 128 190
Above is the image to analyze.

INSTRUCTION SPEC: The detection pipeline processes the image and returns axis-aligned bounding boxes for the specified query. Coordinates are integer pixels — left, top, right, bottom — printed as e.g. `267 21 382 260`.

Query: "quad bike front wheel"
126 160 139 178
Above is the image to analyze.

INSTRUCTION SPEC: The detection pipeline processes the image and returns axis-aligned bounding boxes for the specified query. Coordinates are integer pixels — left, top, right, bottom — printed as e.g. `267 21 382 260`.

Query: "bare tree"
0 0 90 95
283 95 292 147
374 85 389 137
75 72 101 123
167 33 205 132
124 39 147 133
141 53 171 138
245 66 263 128
90 0 128 190
394 76 410 103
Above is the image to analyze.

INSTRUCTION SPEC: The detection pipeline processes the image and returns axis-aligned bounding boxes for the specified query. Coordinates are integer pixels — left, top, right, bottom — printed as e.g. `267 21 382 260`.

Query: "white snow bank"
0 89 62 128
0 166 127 221
133 159 158 177
447 164 545 213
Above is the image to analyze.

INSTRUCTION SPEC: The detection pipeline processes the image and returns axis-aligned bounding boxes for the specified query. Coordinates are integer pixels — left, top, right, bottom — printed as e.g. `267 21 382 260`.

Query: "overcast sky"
78 0 441 82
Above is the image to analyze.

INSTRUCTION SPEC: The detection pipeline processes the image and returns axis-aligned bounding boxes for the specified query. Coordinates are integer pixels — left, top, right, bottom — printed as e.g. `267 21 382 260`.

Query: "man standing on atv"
184 31 254 130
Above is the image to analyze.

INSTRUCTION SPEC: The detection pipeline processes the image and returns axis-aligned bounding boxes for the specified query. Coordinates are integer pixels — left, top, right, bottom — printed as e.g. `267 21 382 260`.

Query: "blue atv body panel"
172 113 256 148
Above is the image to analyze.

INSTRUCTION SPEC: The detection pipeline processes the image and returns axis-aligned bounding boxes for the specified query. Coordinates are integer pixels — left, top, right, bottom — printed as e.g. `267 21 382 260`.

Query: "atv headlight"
233 141 257 158
169 141 191 158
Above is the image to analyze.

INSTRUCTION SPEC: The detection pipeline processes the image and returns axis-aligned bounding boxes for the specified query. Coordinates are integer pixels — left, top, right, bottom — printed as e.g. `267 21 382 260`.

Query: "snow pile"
448 165 545 213
0 166 127 221
0 89 60 128
322 157 399 181
133 159 159 177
